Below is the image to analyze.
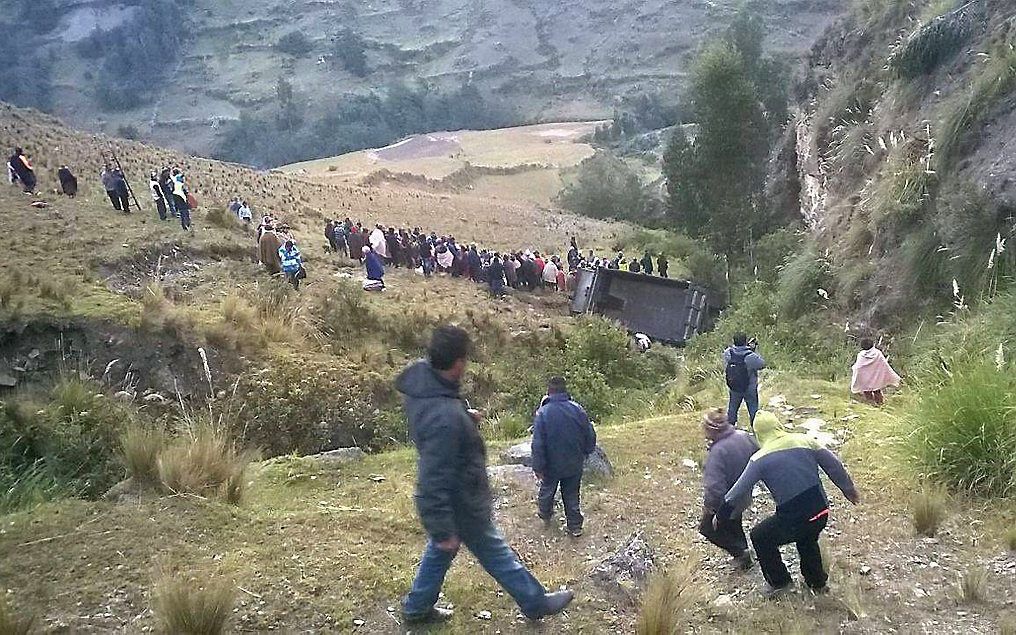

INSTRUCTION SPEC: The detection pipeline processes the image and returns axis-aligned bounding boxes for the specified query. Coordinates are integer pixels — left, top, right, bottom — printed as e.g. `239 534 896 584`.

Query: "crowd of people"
317 218 676 297
395 325 883 625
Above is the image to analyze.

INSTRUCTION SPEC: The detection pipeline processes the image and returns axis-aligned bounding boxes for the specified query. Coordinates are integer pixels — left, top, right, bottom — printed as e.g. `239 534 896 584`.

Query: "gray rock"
501 440 614 479
500 441 533 467
487 464 536 488
0 372 17 388
311 447 367 465
584 445 614 479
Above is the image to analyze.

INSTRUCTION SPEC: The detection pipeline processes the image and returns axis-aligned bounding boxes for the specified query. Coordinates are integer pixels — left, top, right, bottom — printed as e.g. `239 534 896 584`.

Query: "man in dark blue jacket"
398 327 574 626
531 377 597 537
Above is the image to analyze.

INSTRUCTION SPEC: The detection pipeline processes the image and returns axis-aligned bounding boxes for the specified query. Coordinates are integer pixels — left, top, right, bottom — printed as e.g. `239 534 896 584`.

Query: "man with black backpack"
723 333 766 427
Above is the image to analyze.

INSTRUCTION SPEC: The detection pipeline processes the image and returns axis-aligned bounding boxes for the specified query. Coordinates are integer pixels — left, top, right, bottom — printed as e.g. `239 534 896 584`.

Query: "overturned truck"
570 267 721 346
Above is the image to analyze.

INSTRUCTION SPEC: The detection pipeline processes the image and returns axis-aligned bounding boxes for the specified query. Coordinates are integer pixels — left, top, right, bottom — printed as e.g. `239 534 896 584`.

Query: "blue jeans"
403 524 547 617
727 389 759 426
178 204 191 230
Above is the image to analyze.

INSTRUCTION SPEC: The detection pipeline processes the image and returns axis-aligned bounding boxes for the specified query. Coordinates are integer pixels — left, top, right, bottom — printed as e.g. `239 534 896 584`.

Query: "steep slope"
784 0 1016 325
5 0 845 160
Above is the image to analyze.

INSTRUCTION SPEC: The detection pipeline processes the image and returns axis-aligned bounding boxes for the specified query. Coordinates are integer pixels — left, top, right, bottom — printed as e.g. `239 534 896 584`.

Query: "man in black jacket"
398 326 574 626
532 377 596 537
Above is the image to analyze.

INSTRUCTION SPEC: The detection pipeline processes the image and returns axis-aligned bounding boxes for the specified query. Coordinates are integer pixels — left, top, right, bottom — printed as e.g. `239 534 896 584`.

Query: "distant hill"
1 0 845 164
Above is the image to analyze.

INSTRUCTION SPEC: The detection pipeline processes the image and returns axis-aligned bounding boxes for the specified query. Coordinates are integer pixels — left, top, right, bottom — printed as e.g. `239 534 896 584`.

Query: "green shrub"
776 247 833 319
908 361 1016 497
275 31 314 57
558 152 653 222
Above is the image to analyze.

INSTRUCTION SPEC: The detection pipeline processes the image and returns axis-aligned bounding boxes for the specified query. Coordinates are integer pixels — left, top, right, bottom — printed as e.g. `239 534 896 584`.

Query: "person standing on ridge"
171 169 192 230
531 376 596 538
58 166 78 197
8 147 36 193
657 254 669 279
397 327 574 626
112 168 131 213
640 251 654 275
699 409 758 570
279 239 303 290
149 171 168 220
723 333 765 427
716 410 860 598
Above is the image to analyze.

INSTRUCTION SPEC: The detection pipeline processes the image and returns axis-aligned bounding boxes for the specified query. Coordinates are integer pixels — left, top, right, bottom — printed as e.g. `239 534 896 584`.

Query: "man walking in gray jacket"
398 326 574 626
531 377 596 537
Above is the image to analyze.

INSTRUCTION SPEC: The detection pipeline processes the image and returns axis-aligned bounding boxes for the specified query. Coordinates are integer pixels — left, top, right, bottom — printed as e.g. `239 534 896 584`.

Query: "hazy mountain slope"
9 0 844 160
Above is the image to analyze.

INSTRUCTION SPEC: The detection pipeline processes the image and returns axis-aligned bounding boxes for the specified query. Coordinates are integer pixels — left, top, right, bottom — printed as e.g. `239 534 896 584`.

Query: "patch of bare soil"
374 134 461 162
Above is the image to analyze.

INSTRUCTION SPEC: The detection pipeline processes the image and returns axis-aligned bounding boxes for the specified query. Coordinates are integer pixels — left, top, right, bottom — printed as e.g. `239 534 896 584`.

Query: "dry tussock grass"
958 566 989 604
153 572 234 635
912 487 947 537
157 423 257 504
635 560 702 635
121 424 167 486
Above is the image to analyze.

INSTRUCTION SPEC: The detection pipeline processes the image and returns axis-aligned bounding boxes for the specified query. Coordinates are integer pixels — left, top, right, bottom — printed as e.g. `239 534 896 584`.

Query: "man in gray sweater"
698 409 758 570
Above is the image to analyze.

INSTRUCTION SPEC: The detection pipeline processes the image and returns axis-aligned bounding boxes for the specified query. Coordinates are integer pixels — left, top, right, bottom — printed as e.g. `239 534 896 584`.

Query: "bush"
153 573 234 635
275 31 314 57
1004 525 1016 551
908 361 1016 497
912 487 947 537
776 247 833 319
158 422 256 504
205 206 239 230
558 152 654 222
332 29 368 77
889 7 972 78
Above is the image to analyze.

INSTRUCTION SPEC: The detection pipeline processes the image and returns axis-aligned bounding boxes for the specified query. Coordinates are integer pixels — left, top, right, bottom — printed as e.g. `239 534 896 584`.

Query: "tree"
664 41 768 255
276 31 314 57
558 152 650 221
332 29 368 77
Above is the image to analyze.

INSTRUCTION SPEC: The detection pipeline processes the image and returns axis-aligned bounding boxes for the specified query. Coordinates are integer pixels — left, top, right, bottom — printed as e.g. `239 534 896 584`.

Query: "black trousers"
537 473 583 530
155 198 167 220
106 190 121 211
750 512 828 589
699 510 748 557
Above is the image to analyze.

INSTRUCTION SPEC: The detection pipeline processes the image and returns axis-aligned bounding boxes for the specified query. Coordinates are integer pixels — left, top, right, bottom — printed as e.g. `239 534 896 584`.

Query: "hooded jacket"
702 427 758 511
531 392 596 478
719 411 857 522
397 360 493 541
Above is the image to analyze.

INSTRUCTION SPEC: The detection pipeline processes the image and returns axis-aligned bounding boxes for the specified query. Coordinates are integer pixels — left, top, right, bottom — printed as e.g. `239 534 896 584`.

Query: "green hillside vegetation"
1 0 1016 632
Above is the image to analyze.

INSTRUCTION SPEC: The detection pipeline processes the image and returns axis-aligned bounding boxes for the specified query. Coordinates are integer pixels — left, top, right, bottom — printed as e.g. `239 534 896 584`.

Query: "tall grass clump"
120 424 167 486
0 596 34 635
776 246 833 319
938 29 1016 168
908 361 1016 497
205 206 239 230
957 566 989 603
912 486 947 537
157 422 257 504
635 561 702 635
889 5 972 79
153 573 235 635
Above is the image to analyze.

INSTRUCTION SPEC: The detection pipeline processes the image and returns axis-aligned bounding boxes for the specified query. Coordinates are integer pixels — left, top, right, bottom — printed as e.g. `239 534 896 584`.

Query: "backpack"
725 350 751 393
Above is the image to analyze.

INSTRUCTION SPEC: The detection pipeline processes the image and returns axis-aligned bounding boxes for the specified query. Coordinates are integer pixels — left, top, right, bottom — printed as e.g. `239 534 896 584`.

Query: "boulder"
500 440 614 479
310 447 367 465
500 441 533 467
584 445 614 479
487 464 536 488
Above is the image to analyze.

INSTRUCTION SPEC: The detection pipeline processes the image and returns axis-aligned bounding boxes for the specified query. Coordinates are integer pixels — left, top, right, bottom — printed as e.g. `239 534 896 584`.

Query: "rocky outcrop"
307 447 367 465
590 530 656 601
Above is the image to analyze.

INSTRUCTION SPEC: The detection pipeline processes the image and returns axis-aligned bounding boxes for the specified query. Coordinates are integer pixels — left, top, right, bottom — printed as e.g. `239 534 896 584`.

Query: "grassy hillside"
1 0 845 162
